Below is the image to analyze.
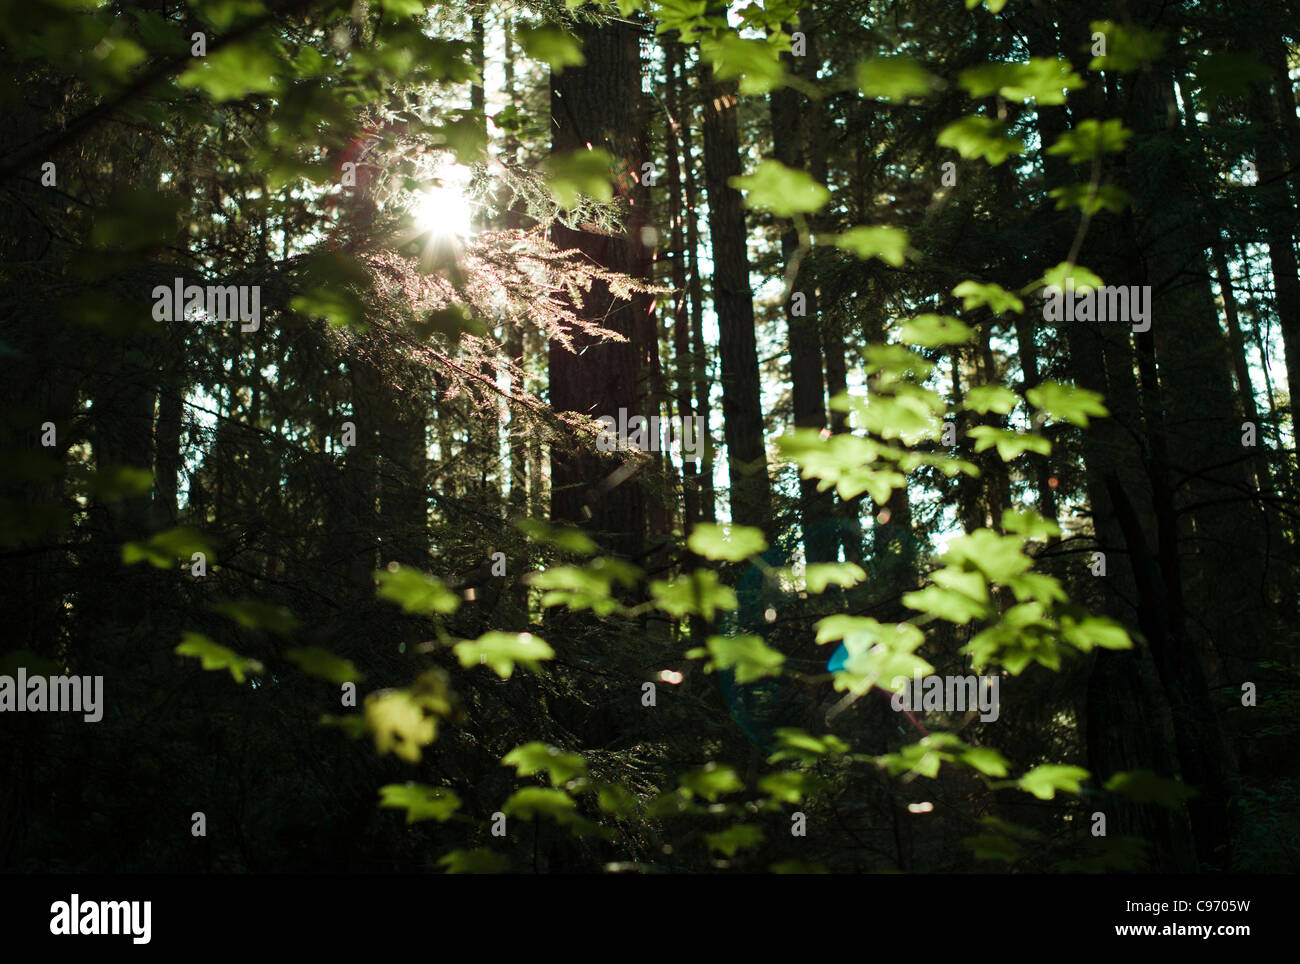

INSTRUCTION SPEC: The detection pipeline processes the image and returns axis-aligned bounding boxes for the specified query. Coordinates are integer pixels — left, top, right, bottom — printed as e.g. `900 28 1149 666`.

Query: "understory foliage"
2 0 1297 872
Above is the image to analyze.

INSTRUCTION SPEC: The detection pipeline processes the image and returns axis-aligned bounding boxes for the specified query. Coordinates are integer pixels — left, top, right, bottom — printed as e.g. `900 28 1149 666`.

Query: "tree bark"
700 60 772 530
548 19 652 559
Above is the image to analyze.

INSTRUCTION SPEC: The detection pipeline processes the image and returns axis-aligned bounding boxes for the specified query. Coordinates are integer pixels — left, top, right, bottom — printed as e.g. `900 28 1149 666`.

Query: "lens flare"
412 182 474 239
410 161 475 242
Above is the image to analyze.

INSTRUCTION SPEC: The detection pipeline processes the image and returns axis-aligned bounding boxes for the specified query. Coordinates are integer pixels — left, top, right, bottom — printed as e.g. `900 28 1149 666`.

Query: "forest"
1 0 1298 877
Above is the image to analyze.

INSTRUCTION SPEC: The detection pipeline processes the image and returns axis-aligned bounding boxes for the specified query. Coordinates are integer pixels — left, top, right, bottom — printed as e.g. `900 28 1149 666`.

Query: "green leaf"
290 285 367 332
1059 614 1133 652
515 519 598 555
1007 571 1067 605
379 0 425 16
837 462 909 501
454 631 554 678
1104 770 1197 806
701 33 786 95
650 0 710 42
211 599 298 636
692 634 785 684
193 0 265 30
853 393 944 446
365 690 439 763
319 714 368 739
122 526 215 568
503 742 588 786
0 649 61 678
878 734 965 778
952 281 1024 315
780 430 908 501
932 566 990 603
777 429 873 497
378 783 461 823
902 584 989 625
415 305 486 342
770 860 829 873
759 771 824 804
526 558 640 615
1048 183 1132 215
687 522 767 561
729 160 829 218
968 425 1052 461
960 59 1083 105
833 226 909 266
705 824 764 856
649 570 738 621
840 618 927 653
964 603 1058 674
408 669 457 716
518 26 585 72
1088 21 1164 72
900 314 975 348
962 384 1019 415
1026 381 1108 427
130 10 192 54
861 347 931 382
856 56 938 102
768 727 849 764
1034 262 1104 295
645 790 702 819
86 35 148 81
178 40 283 101
503 786 576 820
965 0 1010 11
966 834 1022 862
1001 508 1061 540
805 561 867 593
829 619 930 695
285 647 364 685
543 148 615 208
937 116 1026 165
438 848 509 874
591 782 639 817
1060 836 1149 873
965 816 1040 862
962 746 1010 778
1018 764 1090 800
680 762 744 801
813 614 876 644
834 646 932 696
432 112 491 166
414 38 477 84
944 529 1034 583
175 632 263 684
375 566 460 614
490 104 525 135
1046 119 1132 164
78 466 153 501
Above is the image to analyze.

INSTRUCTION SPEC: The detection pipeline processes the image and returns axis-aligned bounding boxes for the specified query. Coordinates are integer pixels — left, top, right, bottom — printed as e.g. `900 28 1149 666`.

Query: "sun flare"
411 166 475 240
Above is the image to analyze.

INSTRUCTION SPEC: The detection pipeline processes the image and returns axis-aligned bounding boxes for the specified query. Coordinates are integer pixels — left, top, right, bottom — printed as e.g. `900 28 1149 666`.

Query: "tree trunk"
770 31 834 564
548 19 651 559
700 59 772 530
